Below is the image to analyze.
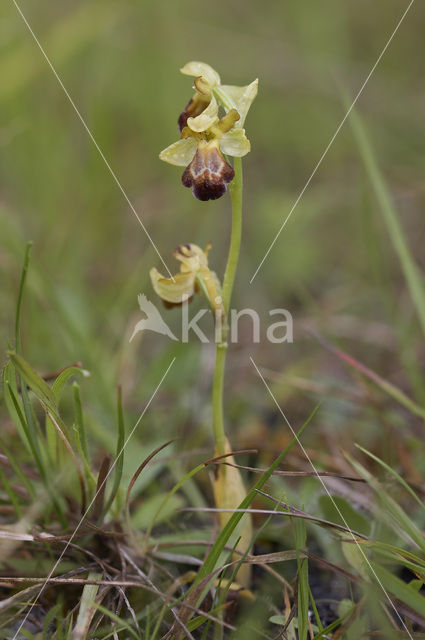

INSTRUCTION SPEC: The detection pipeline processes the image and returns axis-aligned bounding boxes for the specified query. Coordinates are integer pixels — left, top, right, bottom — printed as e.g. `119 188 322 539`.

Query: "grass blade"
52 364 90 401
14 241 32 353
348 105 425 337
370 562 425 620
72 571 101 640
356 444 425 517
294 518 308 640
346 453 425 554
313 332 425 420
8 350 57 412
102 386 125 517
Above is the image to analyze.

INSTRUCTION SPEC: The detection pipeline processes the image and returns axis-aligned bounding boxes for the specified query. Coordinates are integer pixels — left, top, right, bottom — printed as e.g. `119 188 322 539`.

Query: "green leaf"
73 382 90 465
102 386 125 517
72 572 101 639
346 454 425 555
90 603 140 639
368 540 425 578
3 361 31 455
8 351 57 412
356 444 425 517
0 467 22 518
143 460 205 543
43 602 63 639
295 518 309 640
319 494 370 537
52 365 90 402
131 492 183 529
370 562 425 619
15 241 32 352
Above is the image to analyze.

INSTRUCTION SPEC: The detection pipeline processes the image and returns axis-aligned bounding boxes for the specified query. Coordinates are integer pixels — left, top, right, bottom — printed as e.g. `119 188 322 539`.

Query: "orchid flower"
160 62 258 201
150 243 222 311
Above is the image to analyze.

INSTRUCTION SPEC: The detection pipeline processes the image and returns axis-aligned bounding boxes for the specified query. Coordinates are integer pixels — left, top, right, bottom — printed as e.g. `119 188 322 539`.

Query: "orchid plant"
141 61 257 585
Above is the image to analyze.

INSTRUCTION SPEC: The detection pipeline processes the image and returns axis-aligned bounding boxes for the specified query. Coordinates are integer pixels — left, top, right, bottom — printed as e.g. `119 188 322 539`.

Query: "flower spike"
160 61 257 201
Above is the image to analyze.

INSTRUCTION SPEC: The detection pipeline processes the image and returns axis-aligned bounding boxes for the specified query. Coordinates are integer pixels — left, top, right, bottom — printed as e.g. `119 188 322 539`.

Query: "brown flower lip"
181 142 234 201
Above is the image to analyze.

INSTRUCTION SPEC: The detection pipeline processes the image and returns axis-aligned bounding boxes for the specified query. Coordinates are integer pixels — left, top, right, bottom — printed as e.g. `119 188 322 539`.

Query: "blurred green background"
1 0 424 462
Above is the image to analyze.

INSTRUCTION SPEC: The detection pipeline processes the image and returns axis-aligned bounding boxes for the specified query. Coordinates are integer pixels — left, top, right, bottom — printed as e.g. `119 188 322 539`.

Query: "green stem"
223 157 243 313
212 157 243 457
212 343 227 457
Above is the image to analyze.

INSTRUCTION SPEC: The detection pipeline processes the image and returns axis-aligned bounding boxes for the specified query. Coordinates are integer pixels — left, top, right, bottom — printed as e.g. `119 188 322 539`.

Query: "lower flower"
149 243 223 311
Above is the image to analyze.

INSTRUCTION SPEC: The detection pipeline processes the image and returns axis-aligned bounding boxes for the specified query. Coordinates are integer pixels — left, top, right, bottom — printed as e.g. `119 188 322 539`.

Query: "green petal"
150 268 195 304
196 267 223 312
159 137 197 167
180 61 221 88
219 79 258 125
187 96 219 133
220 128 251 157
